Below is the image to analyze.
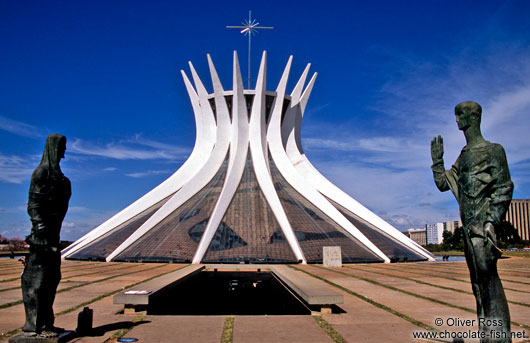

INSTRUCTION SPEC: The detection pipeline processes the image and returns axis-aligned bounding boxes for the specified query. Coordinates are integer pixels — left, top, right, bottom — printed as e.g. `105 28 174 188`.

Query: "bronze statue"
22 134 71 338
431 101 513 342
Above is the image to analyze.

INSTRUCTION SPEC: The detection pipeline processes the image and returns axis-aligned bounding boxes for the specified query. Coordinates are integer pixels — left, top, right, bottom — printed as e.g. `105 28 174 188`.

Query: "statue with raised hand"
22 134 71 338
431 101 513 342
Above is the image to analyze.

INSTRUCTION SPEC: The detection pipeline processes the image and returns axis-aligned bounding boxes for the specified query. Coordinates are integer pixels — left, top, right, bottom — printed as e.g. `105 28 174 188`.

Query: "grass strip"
288 265 437 333
314 316 346 343
0 285 20 293
0 328 22 338
0 265 185 340
504 251 530 259
220 315 234 343
0 299 24 310
0 264 165 310
347 265 530 309
0 276 21 283
104 314 145 342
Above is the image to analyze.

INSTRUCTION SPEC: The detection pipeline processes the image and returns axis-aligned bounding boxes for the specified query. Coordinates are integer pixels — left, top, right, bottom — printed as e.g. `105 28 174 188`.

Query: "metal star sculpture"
227 11 274 88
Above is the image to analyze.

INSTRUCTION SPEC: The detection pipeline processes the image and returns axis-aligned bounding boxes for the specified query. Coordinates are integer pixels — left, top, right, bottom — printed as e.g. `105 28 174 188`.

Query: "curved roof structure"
62 52 434 263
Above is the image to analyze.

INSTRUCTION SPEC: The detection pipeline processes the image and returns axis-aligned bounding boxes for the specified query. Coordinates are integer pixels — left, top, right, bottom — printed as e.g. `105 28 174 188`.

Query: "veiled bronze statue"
22 134 71 338
431 101 513 342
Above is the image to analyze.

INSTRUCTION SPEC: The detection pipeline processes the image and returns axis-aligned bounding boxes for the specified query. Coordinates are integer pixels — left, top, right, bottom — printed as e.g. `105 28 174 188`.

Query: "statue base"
8 331 75 343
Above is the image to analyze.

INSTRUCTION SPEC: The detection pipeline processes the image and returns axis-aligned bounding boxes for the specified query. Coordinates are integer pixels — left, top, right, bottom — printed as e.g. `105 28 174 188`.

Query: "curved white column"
248 52 306 263
62 66 216 259
267 57 390 263
105 59 232 262
192 52 250 263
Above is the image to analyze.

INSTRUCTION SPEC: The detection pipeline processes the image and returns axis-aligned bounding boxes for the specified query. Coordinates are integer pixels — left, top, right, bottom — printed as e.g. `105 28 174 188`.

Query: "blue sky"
1 0 529 240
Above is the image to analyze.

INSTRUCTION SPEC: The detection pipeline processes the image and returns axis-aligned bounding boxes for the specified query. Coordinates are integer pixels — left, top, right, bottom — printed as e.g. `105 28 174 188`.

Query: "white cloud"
125 169 172 178
0 153 38 184
69 136 191 161
0 115 44 138
483 84 530 165
67 206 91 213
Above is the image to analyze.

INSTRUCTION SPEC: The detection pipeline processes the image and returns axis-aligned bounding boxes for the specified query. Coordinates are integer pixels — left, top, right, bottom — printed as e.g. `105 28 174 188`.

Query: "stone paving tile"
0 281 21 291
337 323 422 343
321 286 420 343
0 305 25 338
234 316 332 343
0 273 22 281
125 316 225 343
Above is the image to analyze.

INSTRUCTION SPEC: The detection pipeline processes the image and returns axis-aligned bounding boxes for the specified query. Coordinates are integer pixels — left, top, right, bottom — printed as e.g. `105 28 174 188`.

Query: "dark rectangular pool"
147 270 311 315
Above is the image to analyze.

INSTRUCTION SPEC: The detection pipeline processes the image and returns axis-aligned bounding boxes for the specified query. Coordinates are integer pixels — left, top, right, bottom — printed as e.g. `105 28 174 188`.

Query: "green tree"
452 227 464 250
442 230 454 250
496 220 521 248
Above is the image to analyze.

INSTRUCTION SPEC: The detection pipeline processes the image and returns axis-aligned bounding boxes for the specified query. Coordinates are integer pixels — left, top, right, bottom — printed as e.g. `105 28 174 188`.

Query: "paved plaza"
1 257 529 343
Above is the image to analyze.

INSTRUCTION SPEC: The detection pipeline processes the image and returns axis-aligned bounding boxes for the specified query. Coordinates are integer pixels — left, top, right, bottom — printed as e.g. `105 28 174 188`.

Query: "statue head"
455 101 482 131
39 134 67 177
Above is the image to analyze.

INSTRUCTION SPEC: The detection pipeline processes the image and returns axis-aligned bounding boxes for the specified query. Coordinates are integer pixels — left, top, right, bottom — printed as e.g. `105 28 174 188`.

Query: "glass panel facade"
67 194 174 261
328 199 427 261
114 155 229 262
269 156 383 263
202 151 298 263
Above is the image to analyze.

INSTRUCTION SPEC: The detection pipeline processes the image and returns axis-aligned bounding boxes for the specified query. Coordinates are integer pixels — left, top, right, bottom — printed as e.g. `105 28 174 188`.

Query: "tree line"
425 221 529 252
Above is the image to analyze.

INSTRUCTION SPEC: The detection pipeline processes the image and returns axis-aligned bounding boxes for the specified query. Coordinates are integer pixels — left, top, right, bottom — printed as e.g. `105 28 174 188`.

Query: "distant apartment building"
403 228 427 246
443 220 461 234
426 223 444 244
505 199 530 241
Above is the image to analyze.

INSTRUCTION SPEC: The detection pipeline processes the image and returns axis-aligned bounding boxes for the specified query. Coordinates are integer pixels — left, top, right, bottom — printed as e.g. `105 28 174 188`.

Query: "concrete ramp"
114 265 204 313
270 265 343 313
